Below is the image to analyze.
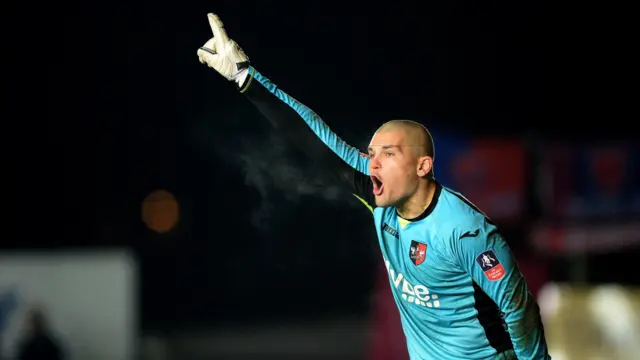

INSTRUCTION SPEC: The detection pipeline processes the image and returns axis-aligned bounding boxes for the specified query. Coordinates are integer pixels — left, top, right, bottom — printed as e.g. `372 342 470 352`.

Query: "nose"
369 154 381 170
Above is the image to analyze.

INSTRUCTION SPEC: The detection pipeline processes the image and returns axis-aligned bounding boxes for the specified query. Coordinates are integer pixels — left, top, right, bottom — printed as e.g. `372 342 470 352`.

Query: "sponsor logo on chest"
384 259 441 308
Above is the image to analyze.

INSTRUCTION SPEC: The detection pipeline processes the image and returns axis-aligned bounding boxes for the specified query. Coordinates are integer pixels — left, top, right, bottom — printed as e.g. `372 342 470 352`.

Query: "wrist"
235 67 254 93
233 68 249 87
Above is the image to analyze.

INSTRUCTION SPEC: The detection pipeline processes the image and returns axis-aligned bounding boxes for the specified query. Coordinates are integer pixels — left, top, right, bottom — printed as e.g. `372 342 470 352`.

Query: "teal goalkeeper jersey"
236 67 550 360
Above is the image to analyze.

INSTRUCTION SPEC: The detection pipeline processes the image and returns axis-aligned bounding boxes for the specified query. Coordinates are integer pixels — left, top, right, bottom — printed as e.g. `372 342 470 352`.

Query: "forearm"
502 275 550 359
239 67 374 203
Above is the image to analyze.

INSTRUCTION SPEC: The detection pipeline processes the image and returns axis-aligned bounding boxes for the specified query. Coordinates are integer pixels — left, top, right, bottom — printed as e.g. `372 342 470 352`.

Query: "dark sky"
4 0 633 331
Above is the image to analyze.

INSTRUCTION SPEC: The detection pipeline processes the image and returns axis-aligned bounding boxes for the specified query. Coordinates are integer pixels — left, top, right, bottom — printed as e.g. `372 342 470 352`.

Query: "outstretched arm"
240 67 375 210
197 13 376 212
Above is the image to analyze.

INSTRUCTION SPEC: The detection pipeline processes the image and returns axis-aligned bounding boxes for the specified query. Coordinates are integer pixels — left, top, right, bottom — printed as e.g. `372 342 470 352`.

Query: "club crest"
409 241 427 266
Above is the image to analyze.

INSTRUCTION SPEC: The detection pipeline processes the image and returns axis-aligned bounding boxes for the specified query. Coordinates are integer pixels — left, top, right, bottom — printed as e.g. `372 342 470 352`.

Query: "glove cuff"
235 66 253 92
233 68 249 87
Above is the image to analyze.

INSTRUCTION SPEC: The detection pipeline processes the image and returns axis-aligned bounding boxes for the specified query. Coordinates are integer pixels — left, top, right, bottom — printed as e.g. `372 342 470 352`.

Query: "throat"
396 181 440 221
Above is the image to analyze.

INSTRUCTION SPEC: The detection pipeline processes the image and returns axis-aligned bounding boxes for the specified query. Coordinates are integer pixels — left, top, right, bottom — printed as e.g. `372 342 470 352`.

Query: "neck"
396 179 437 220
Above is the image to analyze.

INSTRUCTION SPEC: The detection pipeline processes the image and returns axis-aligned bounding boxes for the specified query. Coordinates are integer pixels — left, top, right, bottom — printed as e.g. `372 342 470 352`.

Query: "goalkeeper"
197 13 551 360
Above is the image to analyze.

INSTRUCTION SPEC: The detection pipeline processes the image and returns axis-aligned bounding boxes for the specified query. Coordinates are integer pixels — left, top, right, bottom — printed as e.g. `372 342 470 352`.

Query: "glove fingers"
207 13 230 46
197 38 217 64
199 38 216 53
197 51 219 66
198 46 216 57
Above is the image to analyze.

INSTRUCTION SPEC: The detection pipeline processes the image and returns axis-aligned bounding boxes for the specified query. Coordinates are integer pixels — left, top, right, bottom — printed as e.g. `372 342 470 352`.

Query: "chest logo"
409 241 427 266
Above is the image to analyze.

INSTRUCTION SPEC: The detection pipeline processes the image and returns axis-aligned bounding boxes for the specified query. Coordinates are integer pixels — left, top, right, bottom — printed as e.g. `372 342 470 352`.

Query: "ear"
416 156 433 178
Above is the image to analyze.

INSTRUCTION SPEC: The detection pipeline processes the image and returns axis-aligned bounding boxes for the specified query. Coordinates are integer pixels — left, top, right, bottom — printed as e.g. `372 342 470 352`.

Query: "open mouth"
371 175 384 196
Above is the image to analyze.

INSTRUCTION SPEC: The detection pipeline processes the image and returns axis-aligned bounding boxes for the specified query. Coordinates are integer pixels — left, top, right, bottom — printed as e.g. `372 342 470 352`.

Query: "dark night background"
3 0 637 356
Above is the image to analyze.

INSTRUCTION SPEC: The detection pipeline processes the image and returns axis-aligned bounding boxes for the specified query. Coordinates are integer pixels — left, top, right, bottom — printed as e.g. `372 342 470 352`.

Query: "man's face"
367 129 421 207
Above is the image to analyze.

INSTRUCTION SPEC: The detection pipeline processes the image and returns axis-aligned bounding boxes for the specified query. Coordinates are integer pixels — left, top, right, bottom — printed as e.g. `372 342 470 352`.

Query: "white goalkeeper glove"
197 13 250 86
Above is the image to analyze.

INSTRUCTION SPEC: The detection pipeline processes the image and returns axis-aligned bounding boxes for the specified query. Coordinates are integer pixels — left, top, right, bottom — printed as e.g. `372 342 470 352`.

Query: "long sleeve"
452 219 551 359
239 66 376 212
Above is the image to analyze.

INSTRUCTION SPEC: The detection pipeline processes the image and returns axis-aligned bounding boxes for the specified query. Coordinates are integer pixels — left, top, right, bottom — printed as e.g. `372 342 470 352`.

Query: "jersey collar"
396 181 442 223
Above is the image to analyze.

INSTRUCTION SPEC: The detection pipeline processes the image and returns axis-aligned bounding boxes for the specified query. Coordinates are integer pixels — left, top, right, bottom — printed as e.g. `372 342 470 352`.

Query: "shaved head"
376 120 434 158
375 120 435 178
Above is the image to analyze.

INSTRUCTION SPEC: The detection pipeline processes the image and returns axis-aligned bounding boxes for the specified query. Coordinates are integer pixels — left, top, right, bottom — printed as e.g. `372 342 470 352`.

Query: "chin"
375 197 396 208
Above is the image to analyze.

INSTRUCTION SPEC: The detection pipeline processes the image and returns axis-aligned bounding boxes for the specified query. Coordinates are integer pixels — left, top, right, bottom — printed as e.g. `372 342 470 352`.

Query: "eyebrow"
368 145 402 152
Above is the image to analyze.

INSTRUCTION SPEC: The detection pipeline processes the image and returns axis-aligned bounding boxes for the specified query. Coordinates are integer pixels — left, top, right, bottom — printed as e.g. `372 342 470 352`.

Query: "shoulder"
432 184 494 244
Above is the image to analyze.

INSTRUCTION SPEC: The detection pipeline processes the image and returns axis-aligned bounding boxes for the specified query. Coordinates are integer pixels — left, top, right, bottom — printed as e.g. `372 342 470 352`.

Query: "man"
197 13 550 360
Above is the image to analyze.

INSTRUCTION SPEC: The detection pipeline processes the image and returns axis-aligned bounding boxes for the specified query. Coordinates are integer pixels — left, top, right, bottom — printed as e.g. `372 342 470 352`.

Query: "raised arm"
196 13 376 212
240 67 376 209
